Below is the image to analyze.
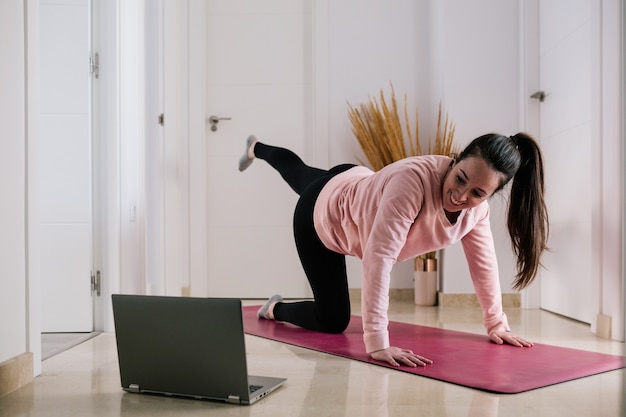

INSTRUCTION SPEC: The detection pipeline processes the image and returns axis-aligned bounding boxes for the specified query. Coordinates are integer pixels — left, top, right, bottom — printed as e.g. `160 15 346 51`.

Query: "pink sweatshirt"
313 155 510 353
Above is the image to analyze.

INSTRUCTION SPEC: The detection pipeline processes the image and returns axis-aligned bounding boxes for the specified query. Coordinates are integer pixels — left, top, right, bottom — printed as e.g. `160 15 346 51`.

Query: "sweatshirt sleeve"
360 177 422 353
460 207 510 335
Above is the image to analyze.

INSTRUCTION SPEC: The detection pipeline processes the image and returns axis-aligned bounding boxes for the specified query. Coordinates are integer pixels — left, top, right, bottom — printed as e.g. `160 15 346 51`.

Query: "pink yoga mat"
242 306 625 393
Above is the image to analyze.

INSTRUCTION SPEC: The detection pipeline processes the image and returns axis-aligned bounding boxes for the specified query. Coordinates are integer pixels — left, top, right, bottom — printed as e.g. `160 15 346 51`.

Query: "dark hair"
458 133 549 290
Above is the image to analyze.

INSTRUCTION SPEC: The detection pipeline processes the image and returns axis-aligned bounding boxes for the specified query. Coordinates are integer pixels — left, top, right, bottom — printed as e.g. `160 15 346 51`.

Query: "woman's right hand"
369 346 433 367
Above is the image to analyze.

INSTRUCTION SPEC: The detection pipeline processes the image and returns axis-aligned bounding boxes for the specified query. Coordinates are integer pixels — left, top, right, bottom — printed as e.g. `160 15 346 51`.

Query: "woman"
239 132 549 367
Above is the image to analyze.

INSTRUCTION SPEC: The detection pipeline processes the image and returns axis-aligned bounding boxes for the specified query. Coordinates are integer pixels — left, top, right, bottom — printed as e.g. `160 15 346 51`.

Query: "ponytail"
459 132 549 290
506 133 549 290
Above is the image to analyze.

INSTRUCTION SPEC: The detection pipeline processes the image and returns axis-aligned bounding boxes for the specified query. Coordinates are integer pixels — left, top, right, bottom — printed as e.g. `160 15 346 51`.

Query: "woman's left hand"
489 331 534 347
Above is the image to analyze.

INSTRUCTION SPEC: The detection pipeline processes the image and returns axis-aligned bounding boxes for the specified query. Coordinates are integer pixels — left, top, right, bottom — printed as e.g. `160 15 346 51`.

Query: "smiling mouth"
450 192 464 206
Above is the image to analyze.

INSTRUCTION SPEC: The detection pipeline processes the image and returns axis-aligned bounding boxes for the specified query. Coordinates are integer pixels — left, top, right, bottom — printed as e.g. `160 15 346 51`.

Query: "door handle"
530 91 546 102
208 115 232 131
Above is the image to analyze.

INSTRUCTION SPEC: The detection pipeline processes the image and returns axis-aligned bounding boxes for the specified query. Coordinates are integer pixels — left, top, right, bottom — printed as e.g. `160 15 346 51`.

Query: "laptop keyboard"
249 384 263 394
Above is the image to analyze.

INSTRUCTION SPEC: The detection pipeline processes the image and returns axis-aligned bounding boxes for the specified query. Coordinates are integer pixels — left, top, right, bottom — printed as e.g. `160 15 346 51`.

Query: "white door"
537 0 595 323
204 2 317 298
40 0 93 332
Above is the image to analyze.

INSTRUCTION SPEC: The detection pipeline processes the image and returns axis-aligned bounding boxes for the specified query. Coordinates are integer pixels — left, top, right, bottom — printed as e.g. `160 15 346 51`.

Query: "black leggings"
254 142 355 333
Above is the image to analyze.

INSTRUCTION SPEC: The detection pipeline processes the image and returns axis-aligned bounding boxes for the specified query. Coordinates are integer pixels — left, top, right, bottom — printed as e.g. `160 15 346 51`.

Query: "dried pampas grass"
430 102 458 158
347 83 457 171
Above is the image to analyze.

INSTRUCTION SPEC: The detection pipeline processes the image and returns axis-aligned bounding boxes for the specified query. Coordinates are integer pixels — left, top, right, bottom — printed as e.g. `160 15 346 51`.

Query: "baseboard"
349 288 415 303
348 289 521 308
596 314 612 339
0 352 33 398
438 292 521 308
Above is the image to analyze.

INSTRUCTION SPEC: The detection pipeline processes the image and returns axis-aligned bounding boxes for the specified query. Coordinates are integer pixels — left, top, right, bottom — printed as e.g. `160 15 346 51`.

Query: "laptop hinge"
227 395 241 404
128 384 141 393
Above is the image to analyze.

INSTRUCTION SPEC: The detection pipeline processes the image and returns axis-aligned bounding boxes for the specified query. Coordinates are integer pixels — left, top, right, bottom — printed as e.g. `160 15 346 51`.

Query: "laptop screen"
112 295 251 402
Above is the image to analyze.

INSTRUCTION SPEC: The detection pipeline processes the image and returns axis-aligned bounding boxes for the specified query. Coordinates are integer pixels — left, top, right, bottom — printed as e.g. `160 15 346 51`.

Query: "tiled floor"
1 300 624 416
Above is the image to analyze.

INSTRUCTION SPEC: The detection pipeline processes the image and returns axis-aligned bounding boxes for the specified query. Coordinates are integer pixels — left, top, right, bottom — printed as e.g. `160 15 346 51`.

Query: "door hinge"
158 113 164 126
91 270 101 296
90 52 99 79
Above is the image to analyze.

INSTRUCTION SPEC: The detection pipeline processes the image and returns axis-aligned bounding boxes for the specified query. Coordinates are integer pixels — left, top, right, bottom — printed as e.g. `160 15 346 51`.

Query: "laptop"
111 294 286 405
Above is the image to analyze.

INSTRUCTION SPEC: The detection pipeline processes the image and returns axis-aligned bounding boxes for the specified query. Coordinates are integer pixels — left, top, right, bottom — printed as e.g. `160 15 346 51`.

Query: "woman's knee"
319 310 351 334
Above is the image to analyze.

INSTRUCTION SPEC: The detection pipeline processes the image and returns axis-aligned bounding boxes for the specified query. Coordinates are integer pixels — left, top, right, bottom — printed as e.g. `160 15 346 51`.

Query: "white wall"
327 0 521 292
0 0 28 364
438 0 521 294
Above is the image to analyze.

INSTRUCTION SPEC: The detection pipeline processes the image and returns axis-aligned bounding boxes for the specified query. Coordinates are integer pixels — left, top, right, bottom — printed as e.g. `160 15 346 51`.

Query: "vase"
414 257 437 306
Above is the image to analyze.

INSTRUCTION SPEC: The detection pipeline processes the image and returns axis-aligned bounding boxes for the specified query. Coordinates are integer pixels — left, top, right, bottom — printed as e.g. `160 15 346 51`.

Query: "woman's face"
442 156 503 213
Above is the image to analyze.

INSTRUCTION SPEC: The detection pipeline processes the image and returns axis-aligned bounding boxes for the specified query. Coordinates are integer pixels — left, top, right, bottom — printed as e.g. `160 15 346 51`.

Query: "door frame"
26 0 43 376
622 0 626 344
521 0 624 340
